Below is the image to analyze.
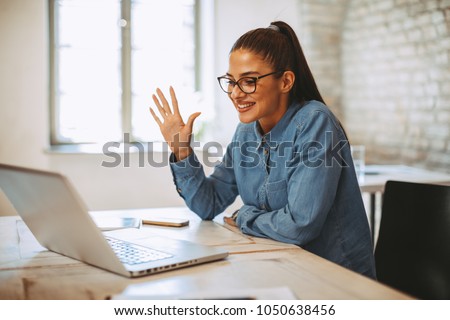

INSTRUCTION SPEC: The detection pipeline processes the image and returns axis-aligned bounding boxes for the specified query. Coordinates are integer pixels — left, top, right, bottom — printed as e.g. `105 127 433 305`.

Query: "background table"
359 165 450 243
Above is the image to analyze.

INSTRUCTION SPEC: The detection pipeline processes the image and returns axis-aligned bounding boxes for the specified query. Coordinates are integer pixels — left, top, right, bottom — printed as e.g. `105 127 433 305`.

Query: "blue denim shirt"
170 100 376 278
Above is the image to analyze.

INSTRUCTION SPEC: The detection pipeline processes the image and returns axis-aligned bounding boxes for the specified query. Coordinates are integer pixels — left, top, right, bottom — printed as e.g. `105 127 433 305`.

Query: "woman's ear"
280 71 295 93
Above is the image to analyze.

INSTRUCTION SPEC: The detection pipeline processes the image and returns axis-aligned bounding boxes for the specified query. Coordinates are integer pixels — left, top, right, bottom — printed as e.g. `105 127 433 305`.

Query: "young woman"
150 21 376 279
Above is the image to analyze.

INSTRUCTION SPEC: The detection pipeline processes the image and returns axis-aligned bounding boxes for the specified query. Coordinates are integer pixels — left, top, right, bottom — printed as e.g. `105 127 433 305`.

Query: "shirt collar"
253 101 301 149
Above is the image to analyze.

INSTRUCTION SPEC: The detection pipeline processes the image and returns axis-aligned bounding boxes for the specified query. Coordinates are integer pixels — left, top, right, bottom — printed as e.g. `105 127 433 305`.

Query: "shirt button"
264 149 269 155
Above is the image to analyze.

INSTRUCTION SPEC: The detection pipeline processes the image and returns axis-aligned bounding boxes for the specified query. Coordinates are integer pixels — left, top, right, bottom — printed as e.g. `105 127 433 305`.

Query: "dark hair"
230 21 325 105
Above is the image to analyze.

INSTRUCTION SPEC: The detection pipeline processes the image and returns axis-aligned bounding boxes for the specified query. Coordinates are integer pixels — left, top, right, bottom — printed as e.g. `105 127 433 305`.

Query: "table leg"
370 193 376 245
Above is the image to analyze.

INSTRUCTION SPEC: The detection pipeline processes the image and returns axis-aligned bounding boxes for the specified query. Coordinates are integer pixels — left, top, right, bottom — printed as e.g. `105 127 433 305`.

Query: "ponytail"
231 21 349 138
231 21 325 105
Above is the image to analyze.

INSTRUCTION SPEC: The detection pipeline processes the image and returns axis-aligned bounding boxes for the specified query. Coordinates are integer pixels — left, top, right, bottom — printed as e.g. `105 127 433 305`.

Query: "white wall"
0 0 301 215
0 0 48 169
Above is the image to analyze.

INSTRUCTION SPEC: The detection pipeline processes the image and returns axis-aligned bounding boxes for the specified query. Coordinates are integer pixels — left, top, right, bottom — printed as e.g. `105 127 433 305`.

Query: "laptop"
0 163 228 277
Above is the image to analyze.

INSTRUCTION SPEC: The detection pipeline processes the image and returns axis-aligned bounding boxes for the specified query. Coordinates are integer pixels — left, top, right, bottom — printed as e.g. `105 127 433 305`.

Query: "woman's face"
226 49 290 134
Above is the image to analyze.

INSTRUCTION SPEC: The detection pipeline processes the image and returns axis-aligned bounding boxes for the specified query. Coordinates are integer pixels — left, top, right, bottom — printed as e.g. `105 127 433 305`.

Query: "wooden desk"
0 207 410 300
359 165 450 242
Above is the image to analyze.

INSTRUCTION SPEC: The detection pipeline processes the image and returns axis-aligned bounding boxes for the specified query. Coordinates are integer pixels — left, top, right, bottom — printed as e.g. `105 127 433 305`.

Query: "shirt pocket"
266 179 288 211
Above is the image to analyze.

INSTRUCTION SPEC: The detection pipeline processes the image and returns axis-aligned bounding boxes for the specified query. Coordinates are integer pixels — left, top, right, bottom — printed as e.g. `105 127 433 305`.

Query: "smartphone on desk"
142 217 189 227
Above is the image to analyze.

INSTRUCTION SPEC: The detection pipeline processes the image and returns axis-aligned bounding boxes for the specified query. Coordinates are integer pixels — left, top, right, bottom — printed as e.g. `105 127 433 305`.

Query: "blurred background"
1 0 449 214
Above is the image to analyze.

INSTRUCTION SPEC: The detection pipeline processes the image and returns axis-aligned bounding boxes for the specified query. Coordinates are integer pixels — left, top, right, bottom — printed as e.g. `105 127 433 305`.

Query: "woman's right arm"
150 87 238 219
169 143 239 220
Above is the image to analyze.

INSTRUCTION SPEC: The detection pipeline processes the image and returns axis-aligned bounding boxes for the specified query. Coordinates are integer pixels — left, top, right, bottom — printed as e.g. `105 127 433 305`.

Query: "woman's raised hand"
149 87 201 161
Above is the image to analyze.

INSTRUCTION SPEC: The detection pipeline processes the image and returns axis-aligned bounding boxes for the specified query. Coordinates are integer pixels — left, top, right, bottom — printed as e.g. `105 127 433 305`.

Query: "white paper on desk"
16 220 47 257
112 286 297 300
91 216 141 231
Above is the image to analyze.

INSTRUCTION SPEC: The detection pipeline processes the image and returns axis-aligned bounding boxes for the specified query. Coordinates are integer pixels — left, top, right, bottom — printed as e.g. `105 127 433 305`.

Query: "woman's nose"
230 84 245 99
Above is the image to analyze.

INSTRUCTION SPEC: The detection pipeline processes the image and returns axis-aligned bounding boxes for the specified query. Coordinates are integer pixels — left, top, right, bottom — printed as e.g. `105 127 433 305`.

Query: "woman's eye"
241 79 256 86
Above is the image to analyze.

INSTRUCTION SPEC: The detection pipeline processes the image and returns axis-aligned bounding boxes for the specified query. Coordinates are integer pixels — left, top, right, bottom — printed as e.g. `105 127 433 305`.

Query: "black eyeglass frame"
217 70 285 94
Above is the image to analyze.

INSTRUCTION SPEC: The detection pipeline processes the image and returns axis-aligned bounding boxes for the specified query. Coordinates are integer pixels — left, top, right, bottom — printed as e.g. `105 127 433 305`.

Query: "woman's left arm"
236 110 348 245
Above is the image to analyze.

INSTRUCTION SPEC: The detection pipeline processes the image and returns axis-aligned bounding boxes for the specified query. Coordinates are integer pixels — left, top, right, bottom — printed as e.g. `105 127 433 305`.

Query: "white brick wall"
340 0 450 172
298 0 349 118
298 0 449 172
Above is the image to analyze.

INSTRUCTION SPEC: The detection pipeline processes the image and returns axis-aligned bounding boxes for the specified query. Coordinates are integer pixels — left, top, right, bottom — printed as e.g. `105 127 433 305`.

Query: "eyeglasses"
217 70 284 94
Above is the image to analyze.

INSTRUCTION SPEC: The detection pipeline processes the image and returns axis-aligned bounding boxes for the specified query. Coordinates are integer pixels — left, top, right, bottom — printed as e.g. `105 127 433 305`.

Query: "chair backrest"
375 180 450 299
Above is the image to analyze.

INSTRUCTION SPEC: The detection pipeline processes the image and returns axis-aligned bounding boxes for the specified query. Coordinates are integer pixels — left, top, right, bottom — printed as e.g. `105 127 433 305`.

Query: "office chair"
375 180 450 299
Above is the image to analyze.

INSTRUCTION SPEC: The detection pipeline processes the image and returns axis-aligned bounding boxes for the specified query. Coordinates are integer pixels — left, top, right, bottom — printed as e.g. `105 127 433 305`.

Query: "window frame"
48 0 206 146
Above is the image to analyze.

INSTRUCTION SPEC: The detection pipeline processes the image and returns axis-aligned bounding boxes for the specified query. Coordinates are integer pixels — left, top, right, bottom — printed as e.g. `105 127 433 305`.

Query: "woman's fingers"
156 88 173 116
149 88 200 159
149 108 162 126
169 86 180 116
152 93 167 118
185 112 201 132
152 87 180 119
150 88 199 137
223 216 237 227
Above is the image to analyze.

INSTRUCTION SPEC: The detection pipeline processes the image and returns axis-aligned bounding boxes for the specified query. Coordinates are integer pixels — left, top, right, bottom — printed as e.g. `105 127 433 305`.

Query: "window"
49 0 212 145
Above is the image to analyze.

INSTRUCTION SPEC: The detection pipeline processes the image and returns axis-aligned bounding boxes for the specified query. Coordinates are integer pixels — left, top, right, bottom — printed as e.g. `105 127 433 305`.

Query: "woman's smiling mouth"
236 102 255 111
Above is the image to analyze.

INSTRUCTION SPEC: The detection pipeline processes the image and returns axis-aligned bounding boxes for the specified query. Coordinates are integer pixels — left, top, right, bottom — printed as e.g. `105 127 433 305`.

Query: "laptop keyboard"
106 237 173 265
